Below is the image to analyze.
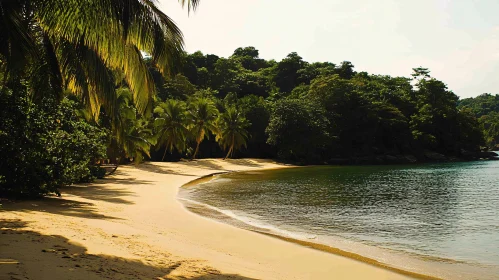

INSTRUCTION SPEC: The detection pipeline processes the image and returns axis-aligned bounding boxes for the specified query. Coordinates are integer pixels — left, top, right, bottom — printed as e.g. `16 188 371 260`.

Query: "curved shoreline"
1 159 425 279
178 170 440 280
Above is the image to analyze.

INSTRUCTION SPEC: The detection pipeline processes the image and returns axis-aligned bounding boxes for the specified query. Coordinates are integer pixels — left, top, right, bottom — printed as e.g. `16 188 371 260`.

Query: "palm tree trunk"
1 63 8 91
224 146 232 160
107 163 119 176
224 142 234 160
162 146 168 161
192 141 200 159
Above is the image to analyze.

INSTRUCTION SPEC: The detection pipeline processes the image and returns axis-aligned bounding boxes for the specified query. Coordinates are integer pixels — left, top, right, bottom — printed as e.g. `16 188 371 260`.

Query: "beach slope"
1 159 411 279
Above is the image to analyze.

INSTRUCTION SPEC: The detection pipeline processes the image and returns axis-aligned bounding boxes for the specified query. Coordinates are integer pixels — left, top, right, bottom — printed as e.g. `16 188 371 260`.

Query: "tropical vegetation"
0 0 200 197
1 1 498 198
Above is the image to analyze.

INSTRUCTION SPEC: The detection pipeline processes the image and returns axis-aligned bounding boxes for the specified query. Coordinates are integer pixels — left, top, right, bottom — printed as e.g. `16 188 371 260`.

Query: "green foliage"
105 88 155 164
154 99 190 160
409 77 461 153
216 107 250 159
479 111 499 148
0 0 201 117
266 98 329 162
159 74 196 101
0 0 202 198
457 108 485 151
273 52 307 94
121 118 156 164
459 93 499 118
0 86 107 198
238 95 271 148
144 47 490 162
188 97 219 159
458 93 499 148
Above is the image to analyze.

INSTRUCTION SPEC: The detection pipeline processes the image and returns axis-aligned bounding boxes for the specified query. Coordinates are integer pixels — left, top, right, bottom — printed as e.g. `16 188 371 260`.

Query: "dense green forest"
148 49 494 164
1 1 498 198
459 93 499 149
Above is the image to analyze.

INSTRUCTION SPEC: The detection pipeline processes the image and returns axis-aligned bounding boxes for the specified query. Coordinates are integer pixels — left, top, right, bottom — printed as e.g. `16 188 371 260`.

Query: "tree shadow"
135 161 231 177
58 174 157 205
60 184 134 205
134 162 201 177
229 159 294 168
174 159 229 171
0 197 121 221
134 159 288 177
222 159 264 167
0 219 257 280
97 177 155 186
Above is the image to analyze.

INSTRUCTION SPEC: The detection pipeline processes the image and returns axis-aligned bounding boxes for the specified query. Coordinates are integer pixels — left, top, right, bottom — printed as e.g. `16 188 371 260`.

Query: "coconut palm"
122 118 156 164
216 107 250 159
0 0 200 118
188 97 219 159
107 88 155 164
154 99 190 161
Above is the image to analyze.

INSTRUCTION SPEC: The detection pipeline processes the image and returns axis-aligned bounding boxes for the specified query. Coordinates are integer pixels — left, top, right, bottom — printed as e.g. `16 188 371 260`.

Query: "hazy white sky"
159 0 499 98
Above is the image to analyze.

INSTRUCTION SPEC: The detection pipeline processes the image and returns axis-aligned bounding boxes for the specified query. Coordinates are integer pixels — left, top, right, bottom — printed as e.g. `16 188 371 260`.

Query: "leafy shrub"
0 85 107 198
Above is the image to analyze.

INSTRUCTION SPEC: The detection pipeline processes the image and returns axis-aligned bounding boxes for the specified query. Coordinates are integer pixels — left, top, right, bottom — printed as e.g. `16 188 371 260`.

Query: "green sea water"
179 161 499 279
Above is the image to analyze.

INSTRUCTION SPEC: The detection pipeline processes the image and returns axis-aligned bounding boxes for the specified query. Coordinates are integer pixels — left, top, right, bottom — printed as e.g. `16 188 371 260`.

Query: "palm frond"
34 0 187 113
0 0 38 75
123 44 155 114
178 0 201 13
58 40 116 119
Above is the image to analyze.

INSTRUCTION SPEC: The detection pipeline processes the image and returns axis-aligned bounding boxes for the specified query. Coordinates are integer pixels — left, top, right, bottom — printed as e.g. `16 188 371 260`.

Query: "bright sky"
159 0 499 98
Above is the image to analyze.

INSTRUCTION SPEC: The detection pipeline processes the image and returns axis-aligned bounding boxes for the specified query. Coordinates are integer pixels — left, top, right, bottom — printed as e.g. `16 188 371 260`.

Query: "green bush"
0 85 108 198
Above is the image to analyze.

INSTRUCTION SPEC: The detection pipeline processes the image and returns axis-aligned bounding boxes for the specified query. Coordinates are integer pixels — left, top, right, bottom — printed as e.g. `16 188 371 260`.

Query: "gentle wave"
178 196 318 240
178 163 499 279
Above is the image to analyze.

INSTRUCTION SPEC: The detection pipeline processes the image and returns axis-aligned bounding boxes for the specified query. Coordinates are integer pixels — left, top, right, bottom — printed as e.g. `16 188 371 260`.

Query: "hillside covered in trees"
147 47 493 164
459 93 499 149
2 39 497 197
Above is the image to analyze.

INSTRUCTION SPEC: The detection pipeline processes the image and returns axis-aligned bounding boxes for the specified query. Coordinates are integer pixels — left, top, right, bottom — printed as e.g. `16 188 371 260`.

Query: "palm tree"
154 99 190 161
216 107 250 159
122 118 156 164
107 88 155 164
188 97 219 159
0 0 200 118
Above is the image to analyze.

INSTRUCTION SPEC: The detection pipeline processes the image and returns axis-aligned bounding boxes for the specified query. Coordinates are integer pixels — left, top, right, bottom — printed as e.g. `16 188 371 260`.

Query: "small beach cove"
1 159 413 280
179 161 499 280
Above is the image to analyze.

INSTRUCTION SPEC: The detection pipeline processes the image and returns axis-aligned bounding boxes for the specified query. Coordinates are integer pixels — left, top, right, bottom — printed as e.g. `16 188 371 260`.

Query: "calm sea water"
179 161 499 279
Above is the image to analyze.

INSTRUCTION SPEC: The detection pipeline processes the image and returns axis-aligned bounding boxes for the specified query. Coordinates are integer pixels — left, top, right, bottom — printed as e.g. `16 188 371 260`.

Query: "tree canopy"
2 32 496 197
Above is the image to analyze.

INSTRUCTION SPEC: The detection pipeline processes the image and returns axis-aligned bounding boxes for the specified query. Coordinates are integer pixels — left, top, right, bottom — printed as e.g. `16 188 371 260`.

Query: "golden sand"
1 159 415 279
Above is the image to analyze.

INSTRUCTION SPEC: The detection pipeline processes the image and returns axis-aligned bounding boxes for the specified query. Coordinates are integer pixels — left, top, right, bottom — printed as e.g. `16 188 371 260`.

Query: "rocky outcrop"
461 149 498 160
326 154 419 165
423 151 447 162
323 151 497 166
478 151 498 159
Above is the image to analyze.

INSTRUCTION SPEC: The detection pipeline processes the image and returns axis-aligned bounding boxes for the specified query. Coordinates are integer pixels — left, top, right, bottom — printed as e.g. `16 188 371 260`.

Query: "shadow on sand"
136 159 277 176
0 219 257 280
0 173 155 219
0 196 121 221
134 160 229 176
134 162 202 177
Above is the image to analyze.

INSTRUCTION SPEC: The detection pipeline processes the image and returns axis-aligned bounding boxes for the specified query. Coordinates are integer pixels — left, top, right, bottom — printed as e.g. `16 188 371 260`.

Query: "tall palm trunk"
162 146 169 161
224 135 235 160
192 140 200 159
107 162 119 176
224 144 234 160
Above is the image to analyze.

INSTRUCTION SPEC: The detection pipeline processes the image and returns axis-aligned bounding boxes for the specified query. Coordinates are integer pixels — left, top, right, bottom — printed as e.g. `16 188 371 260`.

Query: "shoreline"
1 159 421 279
178 171 441 280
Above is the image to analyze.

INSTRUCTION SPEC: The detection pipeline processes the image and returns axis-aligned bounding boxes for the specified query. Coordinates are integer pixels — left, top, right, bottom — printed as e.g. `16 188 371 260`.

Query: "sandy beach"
1 159 415 280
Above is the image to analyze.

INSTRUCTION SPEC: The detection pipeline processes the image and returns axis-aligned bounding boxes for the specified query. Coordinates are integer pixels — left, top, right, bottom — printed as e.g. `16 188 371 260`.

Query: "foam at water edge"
178 197 317 241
